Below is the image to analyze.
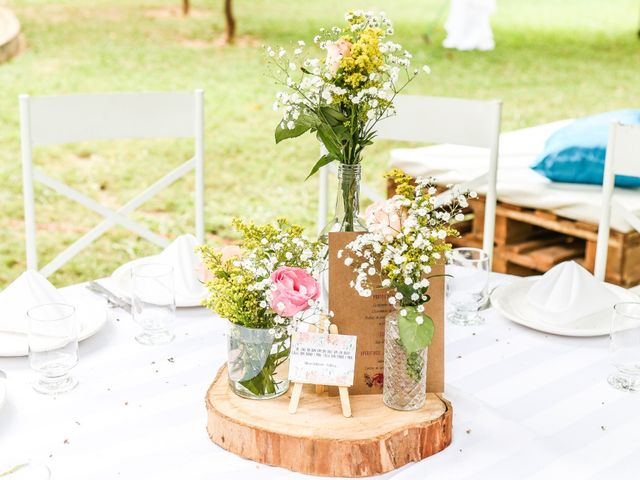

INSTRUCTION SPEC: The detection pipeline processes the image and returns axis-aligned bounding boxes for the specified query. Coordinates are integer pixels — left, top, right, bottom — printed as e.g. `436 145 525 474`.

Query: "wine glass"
608 302 640 392
131 263 176 345
27 303 79 395
446 248 490 326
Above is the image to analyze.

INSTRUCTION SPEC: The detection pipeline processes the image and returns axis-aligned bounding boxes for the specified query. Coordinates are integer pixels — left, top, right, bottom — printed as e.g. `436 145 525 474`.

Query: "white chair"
594 122 640 281
20 90 205 277
317 94 502 262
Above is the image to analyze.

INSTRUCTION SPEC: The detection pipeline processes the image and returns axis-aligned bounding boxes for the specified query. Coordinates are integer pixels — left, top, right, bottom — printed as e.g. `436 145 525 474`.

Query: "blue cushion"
531 110 640 187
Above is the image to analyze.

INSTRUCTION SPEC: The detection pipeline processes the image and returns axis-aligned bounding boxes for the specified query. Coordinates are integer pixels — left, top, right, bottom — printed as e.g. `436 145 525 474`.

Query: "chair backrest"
376 94 501 148
594 122 640 281
20 90 205 277
318 94 502 262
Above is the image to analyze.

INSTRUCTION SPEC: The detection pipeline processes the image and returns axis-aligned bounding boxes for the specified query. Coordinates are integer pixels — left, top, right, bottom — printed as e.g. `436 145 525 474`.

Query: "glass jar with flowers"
342 170 474 410
267 10 431 236
199 219 323 400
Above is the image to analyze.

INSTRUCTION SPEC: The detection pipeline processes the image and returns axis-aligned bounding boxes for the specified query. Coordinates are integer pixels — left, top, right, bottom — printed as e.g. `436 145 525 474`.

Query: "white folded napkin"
102 234 208 306
526 261 620 324
0 271 65 335
156 234 207 301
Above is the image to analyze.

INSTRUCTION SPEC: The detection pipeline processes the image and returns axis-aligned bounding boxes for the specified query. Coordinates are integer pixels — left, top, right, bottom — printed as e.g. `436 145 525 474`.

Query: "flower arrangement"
341 169 474 379
268 10 429 232
199 218 323 398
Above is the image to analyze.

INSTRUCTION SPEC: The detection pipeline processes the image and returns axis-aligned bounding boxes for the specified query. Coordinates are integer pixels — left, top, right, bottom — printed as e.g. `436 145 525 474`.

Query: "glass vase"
226 323 290 400
383 309 427 411
320 163 368 239
319 163 368 308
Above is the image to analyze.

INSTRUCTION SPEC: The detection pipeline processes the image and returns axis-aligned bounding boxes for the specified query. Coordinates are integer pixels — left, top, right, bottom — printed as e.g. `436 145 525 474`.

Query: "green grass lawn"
1 0 639 288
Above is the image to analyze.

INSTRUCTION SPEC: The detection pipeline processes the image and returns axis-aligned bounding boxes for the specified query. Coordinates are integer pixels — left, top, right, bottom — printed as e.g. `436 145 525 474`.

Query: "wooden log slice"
205 365 452 477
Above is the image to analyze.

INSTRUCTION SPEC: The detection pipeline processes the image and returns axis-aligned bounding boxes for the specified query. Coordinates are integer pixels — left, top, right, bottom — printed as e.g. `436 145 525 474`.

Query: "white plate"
110 256 207 308
0 294 107 357
490 277 639 337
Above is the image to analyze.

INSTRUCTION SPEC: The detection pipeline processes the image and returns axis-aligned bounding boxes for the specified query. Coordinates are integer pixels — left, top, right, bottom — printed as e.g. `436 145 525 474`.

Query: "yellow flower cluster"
198 218 321 329
385 168 415 198
339 27 384 90
381 170 461 288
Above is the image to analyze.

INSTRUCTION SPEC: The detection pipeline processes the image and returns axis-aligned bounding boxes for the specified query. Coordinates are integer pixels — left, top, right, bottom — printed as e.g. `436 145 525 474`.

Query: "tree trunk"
182 0 190 15
206 365 453 477
224 0 236 44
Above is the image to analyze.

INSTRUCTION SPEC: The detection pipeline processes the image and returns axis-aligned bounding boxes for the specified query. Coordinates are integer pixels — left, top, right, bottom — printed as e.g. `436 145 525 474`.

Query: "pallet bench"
387 181 640 288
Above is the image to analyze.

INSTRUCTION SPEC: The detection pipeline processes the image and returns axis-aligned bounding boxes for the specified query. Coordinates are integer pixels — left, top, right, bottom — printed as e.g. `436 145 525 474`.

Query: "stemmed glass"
27 303 79 395
131 263 176 345
446 247 490 326
608 302 640 392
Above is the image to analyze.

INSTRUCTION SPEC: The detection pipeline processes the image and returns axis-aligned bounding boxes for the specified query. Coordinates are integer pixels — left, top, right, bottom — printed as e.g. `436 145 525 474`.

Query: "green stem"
238 337 290 397
341 172 356 232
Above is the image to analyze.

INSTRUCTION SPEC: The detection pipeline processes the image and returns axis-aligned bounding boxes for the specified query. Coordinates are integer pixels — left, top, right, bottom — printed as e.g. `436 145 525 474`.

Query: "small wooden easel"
288 323 352 418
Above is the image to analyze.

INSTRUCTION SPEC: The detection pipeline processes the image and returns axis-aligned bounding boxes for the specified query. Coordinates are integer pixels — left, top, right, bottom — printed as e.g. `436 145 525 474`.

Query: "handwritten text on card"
288 331 357 387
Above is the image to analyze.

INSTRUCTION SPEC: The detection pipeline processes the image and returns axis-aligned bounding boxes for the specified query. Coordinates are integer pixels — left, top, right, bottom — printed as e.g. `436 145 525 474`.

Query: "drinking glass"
27 303 79 395
131 263 175 345
608 302 640 392
446 248 490 326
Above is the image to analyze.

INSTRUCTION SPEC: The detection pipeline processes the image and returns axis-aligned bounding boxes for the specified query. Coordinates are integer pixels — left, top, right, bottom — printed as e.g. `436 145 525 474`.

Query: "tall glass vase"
383 308 428 411
321 163 368 238
319 163 368 309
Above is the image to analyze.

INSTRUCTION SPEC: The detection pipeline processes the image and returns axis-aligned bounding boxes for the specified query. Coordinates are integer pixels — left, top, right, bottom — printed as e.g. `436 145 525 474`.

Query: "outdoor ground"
1 0 639 287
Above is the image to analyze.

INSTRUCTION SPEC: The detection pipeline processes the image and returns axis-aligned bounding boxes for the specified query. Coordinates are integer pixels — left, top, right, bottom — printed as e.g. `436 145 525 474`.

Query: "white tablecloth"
1 275 639 480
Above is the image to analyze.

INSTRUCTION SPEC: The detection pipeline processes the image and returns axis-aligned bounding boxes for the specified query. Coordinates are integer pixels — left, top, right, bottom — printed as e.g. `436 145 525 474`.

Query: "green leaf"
315 124 343 158
275 114 317 144
319 106 348 126
305 154 334 180
398 306 434 353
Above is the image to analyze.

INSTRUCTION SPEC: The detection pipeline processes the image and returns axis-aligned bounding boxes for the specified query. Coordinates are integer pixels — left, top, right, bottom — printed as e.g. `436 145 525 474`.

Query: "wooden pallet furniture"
387 180 640 288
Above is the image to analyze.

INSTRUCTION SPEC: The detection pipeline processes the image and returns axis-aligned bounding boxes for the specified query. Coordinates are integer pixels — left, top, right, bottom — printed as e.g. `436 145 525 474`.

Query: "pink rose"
365 197 407 240
269 267 320 318
325 38 352 75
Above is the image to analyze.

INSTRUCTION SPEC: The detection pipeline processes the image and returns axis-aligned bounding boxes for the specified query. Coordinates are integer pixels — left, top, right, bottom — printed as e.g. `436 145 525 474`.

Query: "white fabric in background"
1 274 640 479
443 0 496 51
527 261 620 323
98 234 208 306
0 271 64 335
390 120 640 233
156 234 207 300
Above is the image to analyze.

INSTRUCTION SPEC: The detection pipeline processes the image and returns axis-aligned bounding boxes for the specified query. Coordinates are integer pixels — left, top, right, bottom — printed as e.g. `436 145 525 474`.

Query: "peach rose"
198 245 243 282
365 198 407 240
325 38 352 75
220 245 242 262
269 267 320 318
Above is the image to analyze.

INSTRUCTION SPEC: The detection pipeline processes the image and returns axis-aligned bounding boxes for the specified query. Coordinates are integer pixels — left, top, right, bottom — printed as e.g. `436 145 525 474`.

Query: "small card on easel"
289 331 357 387
288 330 357 417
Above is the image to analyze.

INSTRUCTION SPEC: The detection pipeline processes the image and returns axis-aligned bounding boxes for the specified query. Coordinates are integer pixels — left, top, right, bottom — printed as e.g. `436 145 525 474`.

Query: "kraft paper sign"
288 331 357 387
328 232 445 395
